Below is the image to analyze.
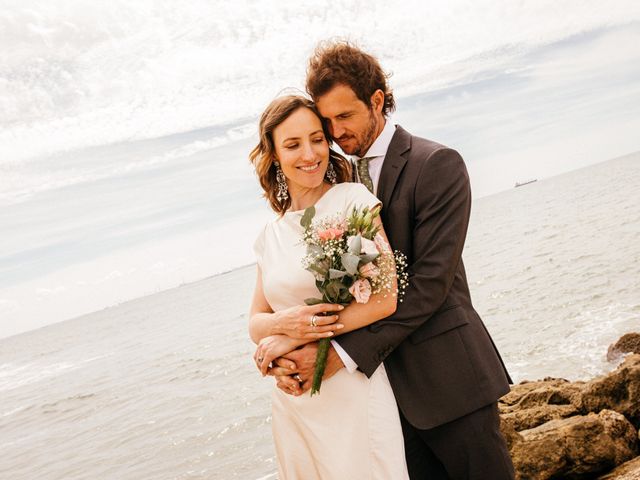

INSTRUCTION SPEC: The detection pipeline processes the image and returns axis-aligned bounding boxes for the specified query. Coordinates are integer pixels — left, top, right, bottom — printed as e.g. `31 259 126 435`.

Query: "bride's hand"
275 303 344 339
254 335 300 376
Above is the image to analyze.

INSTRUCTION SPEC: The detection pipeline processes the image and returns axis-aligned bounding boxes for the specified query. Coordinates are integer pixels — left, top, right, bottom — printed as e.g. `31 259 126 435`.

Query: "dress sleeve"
343 183 381 213
253 224 267 267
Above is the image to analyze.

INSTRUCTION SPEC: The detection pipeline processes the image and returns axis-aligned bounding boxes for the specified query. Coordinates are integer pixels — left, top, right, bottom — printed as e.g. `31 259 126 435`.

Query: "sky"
2 0 639 165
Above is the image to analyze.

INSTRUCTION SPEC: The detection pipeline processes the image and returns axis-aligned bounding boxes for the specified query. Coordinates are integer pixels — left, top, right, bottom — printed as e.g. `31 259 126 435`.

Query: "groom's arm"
336 148 472 377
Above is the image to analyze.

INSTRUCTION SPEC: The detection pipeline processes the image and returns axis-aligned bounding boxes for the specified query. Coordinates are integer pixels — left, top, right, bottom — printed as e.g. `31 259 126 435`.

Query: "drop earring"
325 161 337 184
274 161 289 202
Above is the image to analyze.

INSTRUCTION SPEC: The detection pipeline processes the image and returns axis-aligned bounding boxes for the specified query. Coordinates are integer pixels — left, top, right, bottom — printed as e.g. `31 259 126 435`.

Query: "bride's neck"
289 182 332 211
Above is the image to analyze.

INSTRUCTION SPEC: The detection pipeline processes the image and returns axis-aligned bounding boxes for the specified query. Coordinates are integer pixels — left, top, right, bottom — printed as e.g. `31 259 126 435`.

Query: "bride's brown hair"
249 95 352 215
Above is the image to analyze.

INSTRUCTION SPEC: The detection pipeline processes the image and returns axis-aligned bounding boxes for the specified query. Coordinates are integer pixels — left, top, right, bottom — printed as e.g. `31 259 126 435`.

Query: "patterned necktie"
356 157 374 193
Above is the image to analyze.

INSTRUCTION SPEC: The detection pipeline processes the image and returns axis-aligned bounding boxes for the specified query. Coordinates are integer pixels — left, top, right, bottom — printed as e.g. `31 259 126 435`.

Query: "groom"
274 41 515 479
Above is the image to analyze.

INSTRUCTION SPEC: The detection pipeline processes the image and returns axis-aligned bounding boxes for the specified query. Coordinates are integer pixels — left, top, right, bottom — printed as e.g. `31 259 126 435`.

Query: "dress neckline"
284 184 338 215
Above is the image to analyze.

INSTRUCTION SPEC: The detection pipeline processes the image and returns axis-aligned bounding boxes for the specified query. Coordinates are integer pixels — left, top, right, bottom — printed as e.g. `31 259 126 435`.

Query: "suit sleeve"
335 148 472 377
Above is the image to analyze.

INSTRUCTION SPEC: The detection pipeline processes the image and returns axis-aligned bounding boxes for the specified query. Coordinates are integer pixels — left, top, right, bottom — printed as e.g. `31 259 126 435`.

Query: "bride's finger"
311 314 341 326
259 353 273 376
254 344 271 376
305 324 344 338
310 303 344 315
306 331 335 339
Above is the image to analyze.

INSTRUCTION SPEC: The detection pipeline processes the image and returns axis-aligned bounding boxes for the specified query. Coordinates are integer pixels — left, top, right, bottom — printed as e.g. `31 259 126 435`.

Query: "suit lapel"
377 125 411 207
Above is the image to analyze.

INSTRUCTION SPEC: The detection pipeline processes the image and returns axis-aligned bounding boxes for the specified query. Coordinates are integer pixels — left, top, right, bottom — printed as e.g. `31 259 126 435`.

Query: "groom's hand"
271 343 345 395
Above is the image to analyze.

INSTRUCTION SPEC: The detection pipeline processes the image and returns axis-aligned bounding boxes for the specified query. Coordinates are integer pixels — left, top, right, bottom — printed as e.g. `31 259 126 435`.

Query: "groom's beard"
337 110 379 157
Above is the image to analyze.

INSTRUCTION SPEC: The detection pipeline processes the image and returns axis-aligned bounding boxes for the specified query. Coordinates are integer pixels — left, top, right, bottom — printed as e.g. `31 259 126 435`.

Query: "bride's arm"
255 218 398 374
321 218 398 334
248 267 344 344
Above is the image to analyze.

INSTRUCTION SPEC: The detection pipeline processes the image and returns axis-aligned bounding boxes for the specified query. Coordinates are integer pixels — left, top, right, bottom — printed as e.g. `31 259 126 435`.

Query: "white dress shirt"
332 119 397 373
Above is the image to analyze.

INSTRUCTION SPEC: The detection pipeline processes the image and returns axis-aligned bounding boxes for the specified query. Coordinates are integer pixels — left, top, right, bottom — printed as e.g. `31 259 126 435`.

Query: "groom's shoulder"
394 125 458 160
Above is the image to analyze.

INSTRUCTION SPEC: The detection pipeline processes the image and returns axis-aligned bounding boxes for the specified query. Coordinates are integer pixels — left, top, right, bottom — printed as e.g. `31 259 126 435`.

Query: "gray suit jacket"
336 125 512 430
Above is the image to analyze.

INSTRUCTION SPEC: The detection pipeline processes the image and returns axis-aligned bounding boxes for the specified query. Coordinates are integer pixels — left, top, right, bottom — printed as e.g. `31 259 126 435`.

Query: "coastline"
500 333 640 479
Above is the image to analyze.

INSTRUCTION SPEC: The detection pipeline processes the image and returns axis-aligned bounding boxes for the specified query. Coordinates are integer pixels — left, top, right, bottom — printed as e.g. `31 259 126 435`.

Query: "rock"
509 409 638 480
608 333 640 362
499 354 640 432
499 416 523 451
502 403 579 432
499 378 583 430
599 456 640 480
497 344 640 478
578 354 640 429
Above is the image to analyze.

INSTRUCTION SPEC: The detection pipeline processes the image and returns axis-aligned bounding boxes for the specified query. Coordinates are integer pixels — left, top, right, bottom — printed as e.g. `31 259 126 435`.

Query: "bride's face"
272 107 330 195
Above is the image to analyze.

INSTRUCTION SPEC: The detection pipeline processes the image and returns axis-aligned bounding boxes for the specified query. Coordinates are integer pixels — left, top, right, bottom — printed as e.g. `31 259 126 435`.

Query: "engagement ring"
294 374 302 382
257 356 264 363
310 315 318 328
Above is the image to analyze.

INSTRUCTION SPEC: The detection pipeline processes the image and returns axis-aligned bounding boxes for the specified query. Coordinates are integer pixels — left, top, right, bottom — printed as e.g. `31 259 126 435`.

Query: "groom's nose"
330 121 345 140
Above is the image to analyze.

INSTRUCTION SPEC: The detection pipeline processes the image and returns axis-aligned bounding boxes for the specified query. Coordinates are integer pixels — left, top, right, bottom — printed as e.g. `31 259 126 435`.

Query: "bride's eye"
312 137 325 143
285 143 299 149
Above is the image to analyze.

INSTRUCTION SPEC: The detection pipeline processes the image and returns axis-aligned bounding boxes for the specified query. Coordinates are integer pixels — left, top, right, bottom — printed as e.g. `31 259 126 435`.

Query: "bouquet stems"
310 337 330 396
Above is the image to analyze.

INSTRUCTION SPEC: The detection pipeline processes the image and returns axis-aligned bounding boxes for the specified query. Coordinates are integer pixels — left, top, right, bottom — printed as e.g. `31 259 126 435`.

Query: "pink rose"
318 227 344 242
359 262 380 279
349 278 372 304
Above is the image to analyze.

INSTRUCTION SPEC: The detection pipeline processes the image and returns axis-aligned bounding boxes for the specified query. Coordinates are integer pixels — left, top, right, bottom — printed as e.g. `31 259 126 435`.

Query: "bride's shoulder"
335 182 379 208
332 182 370 197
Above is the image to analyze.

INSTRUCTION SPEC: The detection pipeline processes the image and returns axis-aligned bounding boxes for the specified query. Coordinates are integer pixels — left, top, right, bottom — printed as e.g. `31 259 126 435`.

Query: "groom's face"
315 84 381 157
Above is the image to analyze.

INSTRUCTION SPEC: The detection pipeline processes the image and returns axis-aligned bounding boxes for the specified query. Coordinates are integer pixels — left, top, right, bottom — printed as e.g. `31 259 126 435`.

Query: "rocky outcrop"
599 457 640 480
509 410 637 479
500 378 582 431
499 336 640 480
578 355 640 429
607 333 640 362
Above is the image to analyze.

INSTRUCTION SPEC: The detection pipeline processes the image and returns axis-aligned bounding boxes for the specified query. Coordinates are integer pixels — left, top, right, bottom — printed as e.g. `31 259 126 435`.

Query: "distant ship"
515 179 537 188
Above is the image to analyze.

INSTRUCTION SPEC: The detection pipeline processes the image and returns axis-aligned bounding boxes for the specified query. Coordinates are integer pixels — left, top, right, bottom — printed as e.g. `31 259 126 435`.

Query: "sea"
1 153 638 479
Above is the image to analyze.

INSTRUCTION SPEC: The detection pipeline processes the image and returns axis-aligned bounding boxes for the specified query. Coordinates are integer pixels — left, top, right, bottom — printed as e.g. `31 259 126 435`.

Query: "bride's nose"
301 141 315 161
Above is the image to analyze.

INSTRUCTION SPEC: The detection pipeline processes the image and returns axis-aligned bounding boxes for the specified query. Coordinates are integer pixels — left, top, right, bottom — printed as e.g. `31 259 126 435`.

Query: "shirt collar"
353 118 396 160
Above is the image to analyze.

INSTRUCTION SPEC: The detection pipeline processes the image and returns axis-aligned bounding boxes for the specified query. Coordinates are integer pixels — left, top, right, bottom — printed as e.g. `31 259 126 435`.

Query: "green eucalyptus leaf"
339 290 353 303
329 269 347 279
347 235 361 255
301 206 316 229
341 253 360 275
305 297 324 305
325 280 342 300
308 264 328 276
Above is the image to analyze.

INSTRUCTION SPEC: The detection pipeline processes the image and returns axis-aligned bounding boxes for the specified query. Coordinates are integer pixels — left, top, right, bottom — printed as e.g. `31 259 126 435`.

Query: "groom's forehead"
316 84 363 115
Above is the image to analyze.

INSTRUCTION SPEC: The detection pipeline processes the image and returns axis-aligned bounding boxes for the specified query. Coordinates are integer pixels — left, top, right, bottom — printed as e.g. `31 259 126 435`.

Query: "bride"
248 95 409 479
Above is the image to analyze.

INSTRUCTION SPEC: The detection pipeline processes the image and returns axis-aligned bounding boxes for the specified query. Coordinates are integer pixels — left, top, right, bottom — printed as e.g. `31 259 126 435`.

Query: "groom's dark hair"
306 40 395 117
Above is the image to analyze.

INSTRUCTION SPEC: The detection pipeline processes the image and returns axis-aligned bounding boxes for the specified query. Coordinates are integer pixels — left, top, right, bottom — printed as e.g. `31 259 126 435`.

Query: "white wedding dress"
254 183 409 480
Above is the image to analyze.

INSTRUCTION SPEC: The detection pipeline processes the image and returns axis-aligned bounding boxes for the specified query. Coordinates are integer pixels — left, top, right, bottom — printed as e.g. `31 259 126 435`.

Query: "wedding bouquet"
300 204 407 395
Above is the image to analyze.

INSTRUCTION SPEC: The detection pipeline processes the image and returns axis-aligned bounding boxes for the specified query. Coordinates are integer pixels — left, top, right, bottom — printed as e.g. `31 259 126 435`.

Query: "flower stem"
310 337 330 396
